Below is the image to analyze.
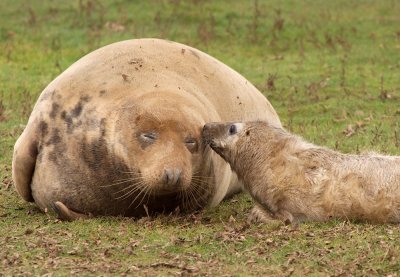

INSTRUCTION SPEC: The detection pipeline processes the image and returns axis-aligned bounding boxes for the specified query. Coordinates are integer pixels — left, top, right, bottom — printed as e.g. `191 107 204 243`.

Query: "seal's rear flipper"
52 201 91 221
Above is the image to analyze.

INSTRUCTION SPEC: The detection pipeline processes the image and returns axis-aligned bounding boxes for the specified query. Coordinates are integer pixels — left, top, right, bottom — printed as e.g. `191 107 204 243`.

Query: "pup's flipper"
276 210 294 225
248 204 282 224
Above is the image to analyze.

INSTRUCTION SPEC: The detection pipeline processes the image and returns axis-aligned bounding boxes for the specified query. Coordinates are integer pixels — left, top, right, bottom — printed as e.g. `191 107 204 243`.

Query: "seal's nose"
163 168 182 186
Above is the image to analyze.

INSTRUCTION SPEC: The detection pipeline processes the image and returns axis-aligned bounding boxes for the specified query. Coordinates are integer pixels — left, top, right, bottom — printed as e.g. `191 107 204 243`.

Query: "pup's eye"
228 124 237 135
140 133 157 141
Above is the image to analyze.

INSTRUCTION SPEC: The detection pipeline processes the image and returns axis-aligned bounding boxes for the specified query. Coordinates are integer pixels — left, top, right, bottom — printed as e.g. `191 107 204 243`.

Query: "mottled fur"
203 121 400 224
12 39 281 220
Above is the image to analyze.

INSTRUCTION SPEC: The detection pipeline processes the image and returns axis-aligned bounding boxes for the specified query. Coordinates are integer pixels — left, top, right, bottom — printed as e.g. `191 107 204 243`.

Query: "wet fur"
204 121 400 224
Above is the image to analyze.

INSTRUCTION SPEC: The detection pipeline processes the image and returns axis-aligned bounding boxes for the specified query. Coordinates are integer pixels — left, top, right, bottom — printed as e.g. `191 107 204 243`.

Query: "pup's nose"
203 122 220 130
202 123 212 132
163 168 182 186
202 123 218 144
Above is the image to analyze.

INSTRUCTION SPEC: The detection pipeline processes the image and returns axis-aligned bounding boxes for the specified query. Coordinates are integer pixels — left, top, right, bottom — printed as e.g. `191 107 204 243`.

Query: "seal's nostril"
163 168 181 186
162 169 168 184
173 169 181 185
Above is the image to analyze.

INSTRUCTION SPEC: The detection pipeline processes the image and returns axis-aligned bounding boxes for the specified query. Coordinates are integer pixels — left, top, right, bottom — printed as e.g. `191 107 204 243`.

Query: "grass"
1 0 400 275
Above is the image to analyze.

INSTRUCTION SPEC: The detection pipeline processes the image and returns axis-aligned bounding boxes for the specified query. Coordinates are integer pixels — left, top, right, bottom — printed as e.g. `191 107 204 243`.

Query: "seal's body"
12 39 281 219
203 121 400 223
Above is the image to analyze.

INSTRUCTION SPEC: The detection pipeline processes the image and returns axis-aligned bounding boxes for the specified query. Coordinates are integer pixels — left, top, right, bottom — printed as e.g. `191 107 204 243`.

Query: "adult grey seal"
12 39 281 220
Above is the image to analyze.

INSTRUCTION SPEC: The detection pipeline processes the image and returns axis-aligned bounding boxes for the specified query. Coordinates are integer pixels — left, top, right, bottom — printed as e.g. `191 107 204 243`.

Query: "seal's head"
112 92 213 207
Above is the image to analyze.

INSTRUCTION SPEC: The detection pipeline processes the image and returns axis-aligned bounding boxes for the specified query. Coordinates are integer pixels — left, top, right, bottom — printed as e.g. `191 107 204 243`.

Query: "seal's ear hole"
246 130 250 136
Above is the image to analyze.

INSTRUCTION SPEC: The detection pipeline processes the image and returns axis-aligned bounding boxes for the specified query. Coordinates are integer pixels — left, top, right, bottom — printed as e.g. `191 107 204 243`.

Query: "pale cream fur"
12 39 281 219
203 121 400 224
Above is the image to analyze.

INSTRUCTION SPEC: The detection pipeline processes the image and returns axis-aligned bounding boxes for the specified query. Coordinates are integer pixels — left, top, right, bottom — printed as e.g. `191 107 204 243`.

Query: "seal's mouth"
209 141 226 160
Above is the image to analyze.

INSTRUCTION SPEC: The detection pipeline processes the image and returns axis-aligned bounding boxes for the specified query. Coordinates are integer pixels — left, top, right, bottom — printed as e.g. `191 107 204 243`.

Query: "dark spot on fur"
189 49 200 59
71 95 90 118
99 90 106 96
38 121 48 137
81 95 90 103
37 144 43 162
246 131 250 136
71 102 83 118
48 150 58 163
49 103 60 118
122 74 129 82
47 128 62 145
128 58 143 66
29 141 38 158
82 138 107 171
61 111 73 130
60 96 91 132
100 118 106 137
47 131 67 165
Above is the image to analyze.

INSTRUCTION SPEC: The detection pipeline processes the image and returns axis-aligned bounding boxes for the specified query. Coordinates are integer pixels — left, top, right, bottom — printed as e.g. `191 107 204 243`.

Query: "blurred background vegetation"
0 0 399 275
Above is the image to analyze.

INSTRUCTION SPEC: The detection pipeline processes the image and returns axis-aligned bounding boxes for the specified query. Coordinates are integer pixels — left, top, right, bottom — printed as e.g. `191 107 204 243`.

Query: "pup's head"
202 122 249 163
202 120 283 162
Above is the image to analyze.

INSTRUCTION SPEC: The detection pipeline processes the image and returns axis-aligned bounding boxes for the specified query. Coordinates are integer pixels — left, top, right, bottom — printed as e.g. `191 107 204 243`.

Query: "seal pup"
12 39 281 220
202 121 400 224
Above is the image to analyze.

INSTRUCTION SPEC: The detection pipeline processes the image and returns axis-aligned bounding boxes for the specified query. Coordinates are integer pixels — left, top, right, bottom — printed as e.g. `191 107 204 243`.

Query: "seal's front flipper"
12 130 38 202
52 201 91 221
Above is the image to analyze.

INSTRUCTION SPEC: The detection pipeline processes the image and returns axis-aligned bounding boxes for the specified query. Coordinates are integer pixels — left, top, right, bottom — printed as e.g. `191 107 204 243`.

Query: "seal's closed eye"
185 138 198 153
138 132 157 149
141 132 157 142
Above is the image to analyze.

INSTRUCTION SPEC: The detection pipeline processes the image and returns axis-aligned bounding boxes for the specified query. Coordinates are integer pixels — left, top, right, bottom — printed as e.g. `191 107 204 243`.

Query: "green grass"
1 0 400 275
